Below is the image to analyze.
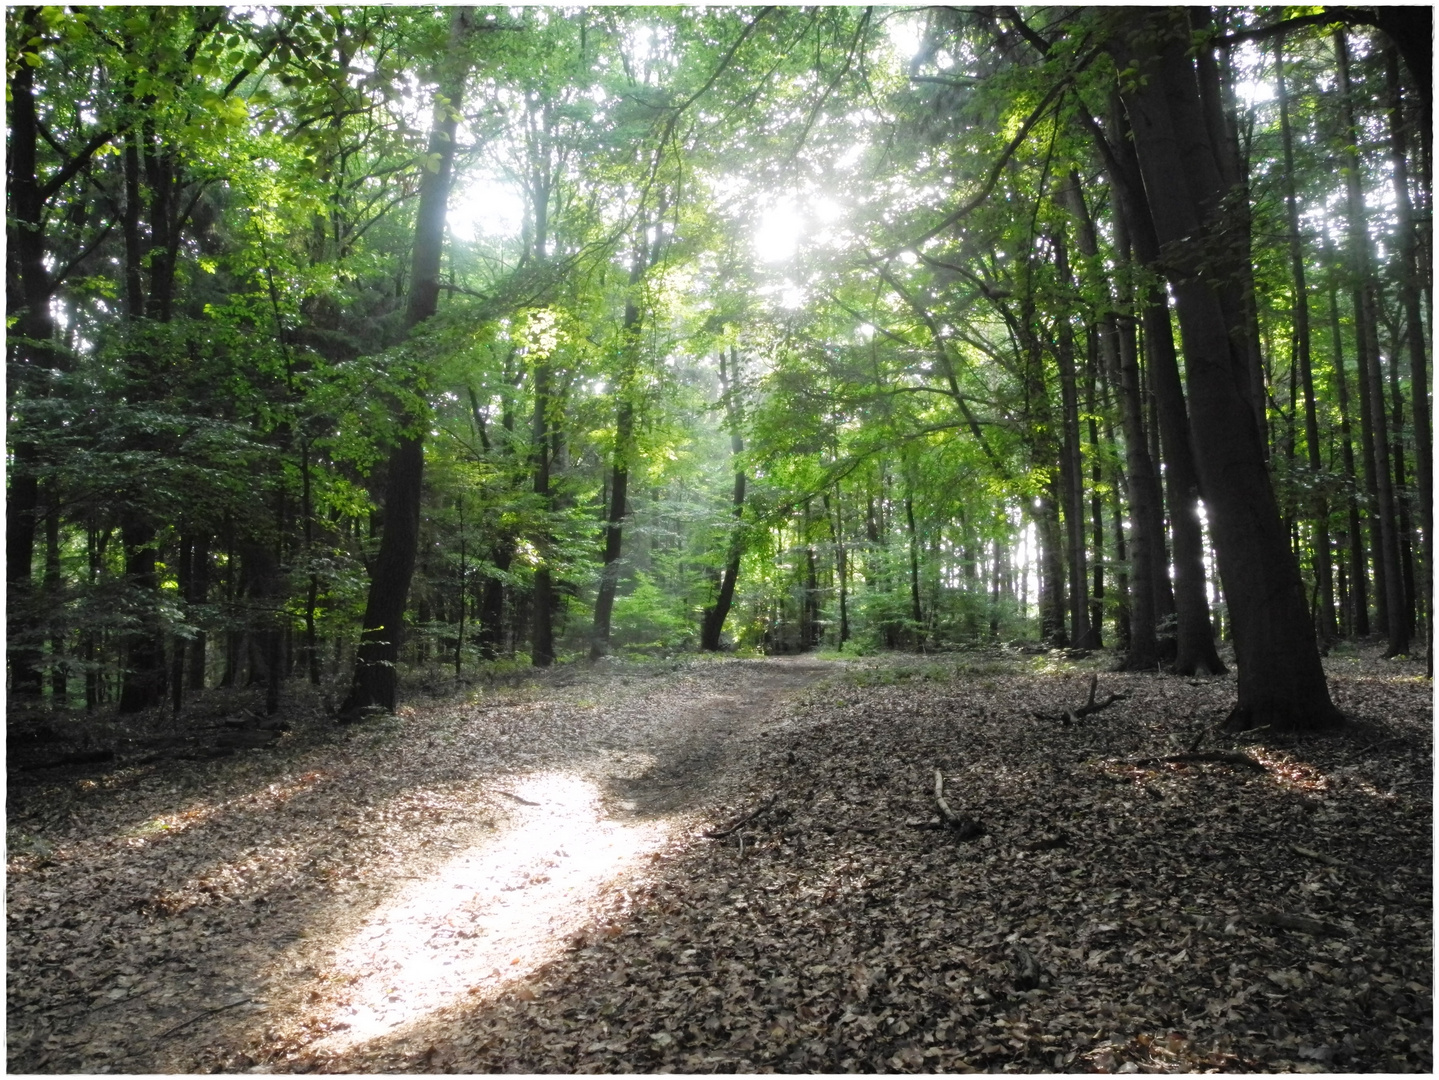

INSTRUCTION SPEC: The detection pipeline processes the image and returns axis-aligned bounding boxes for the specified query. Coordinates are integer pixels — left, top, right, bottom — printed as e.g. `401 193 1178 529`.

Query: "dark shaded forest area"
6 4 1433 1074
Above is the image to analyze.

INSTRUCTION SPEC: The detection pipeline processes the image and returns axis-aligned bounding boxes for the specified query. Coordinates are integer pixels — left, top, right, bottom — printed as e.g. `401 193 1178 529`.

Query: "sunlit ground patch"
312 770 671 1053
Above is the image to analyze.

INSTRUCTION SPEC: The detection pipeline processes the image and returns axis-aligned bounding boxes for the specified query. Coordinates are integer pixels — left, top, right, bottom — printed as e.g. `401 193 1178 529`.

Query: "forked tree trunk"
343 8 472 713
1112 8 1341 731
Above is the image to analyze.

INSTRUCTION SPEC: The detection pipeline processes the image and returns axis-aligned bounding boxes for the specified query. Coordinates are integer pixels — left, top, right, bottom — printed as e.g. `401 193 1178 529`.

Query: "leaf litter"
6 647 1431 1073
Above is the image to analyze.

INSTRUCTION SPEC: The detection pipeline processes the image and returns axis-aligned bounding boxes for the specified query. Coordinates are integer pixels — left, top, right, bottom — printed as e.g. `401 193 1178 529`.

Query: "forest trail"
7 649 1432 1073
6 656 837 1074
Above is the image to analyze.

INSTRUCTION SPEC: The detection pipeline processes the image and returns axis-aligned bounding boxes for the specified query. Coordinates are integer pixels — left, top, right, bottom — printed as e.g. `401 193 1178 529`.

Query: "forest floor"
6 644 1432 1074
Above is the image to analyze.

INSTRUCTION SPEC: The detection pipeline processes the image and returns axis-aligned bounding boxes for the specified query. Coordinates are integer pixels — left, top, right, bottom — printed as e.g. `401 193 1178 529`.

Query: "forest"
6 4 1431 725
5 4 1434 1074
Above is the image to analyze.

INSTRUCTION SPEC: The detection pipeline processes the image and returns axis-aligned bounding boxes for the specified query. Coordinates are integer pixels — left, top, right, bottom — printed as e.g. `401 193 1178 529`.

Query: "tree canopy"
7 5 1431 728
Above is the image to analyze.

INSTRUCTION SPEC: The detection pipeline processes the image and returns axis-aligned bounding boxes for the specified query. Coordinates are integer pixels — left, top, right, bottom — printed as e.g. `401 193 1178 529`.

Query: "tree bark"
1052 230 1094 648
1385 45 1432 667
1277 41 1336 648
343 8 472 712
1336 29 1408 657
1326 263 1369 637
590 254 647 659
701 348 747 651
1112 8 1340 731
7 22 56 701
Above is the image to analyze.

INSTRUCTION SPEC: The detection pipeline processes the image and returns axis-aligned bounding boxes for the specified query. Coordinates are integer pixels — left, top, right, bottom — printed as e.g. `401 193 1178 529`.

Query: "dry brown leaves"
6 647 1432 1074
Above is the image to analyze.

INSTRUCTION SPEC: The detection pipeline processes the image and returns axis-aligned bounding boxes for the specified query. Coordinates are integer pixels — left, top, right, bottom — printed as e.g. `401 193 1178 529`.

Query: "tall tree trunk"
6 30 52 701
1061 166 1164 667
1385 45 1432 667
830 488 850 648
1326 259 1369 637
1053 230 1093 648
701 349 747 651
44 489 66 705
905 488 924 648
590 259 646 659
1337 29 1408 658
189 534 210 690
343 8 472 713
1277 41 1337 648
1113 9 1341 730
1109 215 1161 669
1037 490 1067 647
1086 335 1105 647
530 361 556 668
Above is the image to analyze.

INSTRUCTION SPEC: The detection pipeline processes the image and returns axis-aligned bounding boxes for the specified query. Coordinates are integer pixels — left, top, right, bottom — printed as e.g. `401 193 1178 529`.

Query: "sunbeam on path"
313 771 671 1054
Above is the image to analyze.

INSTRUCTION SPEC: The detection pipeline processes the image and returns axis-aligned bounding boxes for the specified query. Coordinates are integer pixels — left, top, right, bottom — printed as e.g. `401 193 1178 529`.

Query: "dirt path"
6 657 837 1074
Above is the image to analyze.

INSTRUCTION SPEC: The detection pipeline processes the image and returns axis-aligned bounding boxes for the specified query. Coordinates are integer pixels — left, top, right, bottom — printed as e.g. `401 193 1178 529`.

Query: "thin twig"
156 996 254 1040
705 795 776 839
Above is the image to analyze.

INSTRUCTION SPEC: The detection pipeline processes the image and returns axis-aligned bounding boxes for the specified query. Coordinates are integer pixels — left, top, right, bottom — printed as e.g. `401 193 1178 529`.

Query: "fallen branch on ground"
1033 673 1127 725
496 789 540 806
156 997 254 1040
933 769 985 841
704 795 777 839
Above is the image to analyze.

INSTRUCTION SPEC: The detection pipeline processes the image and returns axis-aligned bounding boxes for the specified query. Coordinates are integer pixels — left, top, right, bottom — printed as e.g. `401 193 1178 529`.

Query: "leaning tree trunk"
1064 167 1220 673
1112 7 1341 731
343 8 472 714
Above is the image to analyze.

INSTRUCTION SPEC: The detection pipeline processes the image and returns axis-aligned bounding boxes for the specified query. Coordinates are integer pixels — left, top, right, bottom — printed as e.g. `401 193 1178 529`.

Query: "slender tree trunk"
701 349 747 651
591 256 648 658
1386 45 1432 667
1326 261 1369 637
1278 42 1336 648
830 489 850 648
1337 29 1408 657
1113 9 1340 730
1083 117 1224 674
343 8 472 712
44 490 66 705
1037 490 1067 647
189 535 209 690
1053 231 1093 647
171 536 192 714
1109 219 1161 669
1086 336 1105 647
531 361 556 668
905 488 924 648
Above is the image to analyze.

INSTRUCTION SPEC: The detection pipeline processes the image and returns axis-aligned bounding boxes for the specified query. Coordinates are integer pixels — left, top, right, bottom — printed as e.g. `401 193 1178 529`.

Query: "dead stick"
705 795 776 839
934 769 959 824
157 997 254 1039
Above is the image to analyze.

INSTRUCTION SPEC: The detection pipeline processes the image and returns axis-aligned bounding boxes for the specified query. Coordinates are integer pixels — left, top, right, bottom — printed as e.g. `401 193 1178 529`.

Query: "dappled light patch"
308 770 671 1054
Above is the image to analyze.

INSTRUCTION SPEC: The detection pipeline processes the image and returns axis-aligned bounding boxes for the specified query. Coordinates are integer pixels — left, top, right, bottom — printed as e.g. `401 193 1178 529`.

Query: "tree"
342 8 475 713
1108 7 1341 730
